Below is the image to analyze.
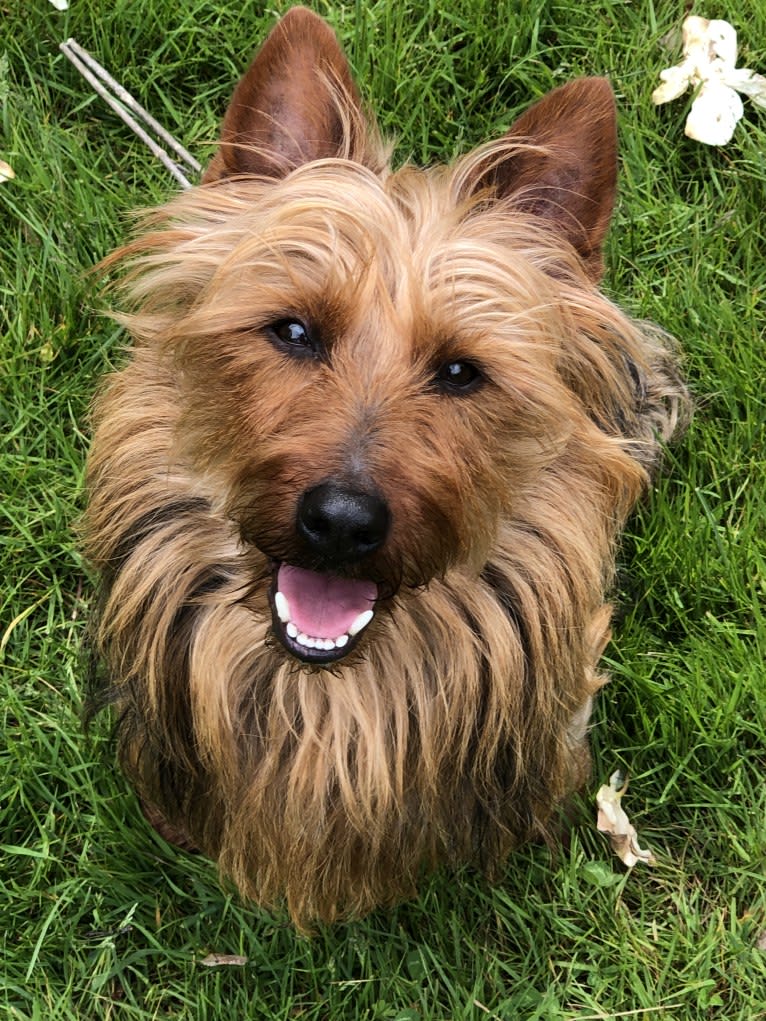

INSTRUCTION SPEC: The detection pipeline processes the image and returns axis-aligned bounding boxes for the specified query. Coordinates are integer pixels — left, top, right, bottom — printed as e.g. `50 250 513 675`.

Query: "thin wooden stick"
575 1005 685 1020
59 37 200 189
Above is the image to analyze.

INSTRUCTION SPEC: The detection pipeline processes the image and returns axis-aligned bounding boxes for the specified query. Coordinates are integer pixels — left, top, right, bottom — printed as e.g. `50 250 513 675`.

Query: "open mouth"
269 563 378 664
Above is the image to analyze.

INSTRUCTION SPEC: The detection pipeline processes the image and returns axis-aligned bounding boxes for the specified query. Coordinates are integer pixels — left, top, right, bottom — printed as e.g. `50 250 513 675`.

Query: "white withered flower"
652 15 766 145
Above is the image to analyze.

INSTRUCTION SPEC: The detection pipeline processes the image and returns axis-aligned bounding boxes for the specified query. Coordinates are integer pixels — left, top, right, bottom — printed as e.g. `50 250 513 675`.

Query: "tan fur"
84 7 689 928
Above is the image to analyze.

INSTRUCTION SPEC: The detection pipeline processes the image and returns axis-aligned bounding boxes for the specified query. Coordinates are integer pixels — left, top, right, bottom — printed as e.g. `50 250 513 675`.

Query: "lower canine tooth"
274 591 291 623
348 609 374 637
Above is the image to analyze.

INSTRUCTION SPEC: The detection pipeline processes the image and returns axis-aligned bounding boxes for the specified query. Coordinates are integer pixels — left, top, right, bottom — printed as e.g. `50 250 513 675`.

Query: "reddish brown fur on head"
85 7 687 928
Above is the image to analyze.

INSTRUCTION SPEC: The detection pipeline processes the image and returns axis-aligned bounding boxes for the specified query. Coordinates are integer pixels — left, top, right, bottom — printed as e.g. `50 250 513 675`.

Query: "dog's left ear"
203 7 378 182
470 79 618 280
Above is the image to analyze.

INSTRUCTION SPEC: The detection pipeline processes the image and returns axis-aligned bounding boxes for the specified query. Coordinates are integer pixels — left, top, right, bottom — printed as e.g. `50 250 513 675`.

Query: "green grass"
2 1 765 1018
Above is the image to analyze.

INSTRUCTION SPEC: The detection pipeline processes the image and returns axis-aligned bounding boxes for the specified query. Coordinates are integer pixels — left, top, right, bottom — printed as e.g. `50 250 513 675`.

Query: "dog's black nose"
297 482 390 564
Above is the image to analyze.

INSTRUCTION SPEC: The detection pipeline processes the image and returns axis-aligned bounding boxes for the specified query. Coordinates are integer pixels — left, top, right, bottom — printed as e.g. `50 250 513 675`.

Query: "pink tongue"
278 564 377 640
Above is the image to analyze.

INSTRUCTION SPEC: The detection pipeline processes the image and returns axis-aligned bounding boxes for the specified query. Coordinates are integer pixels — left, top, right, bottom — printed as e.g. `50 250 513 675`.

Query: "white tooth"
348 609 374 637
274 591 291 624
321 639 335 651
335 634 349 648
287 623 298 639
297 632 310 646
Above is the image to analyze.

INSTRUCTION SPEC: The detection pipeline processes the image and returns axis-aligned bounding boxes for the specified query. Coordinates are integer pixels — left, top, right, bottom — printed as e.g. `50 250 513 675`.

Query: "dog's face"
115 8 631 669
175 166 595 666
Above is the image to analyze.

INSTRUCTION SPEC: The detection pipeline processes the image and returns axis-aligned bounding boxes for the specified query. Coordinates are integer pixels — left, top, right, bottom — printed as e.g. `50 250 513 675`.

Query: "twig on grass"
59 37 200 188
575 1005 685 1020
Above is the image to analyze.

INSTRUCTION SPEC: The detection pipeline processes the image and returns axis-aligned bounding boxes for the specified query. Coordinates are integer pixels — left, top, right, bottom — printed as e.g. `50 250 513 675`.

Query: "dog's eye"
266 318 317 357
434 360 482 394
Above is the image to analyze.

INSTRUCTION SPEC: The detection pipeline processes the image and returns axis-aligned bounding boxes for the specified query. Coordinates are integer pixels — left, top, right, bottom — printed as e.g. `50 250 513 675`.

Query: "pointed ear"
203 7 377 182
471 79 618 280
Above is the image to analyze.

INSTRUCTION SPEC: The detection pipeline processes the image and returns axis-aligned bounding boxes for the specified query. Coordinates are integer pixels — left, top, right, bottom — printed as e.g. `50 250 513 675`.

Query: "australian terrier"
85 6 688 927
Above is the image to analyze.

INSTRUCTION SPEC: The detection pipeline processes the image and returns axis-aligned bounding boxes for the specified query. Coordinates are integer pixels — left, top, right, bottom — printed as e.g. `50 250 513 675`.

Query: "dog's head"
112 8 650 668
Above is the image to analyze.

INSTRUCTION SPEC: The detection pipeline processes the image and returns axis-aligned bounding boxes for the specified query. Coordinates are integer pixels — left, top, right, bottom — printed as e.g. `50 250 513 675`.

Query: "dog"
84 6 688 928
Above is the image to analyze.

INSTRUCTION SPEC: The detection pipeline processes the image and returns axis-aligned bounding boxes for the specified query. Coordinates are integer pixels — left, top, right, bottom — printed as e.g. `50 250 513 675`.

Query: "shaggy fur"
84 7 689 928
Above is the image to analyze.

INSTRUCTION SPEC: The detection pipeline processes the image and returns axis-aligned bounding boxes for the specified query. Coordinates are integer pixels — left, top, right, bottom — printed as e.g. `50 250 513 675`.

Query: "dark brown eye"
266 318 317 357
434 360 482 394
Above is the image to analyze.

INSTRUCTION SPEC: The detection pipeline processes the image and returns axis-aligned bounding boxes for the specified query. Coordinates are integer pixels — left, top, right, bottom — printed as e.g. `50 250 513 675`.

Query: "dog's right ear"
203 7 379 182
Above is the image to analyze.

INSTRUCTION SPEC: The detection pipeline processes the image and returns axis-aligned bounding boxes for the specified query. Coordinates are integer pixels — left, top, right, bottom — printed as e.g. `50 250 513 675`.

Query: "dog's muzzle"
268 481 390 664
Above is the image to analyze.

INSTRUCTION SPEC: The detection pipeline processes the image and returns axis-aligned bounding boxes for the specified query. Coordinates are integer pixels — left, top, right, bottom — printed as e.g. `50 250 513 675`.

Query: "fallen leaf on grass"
199 953 248 968
0 160 15 183
596 770 656 867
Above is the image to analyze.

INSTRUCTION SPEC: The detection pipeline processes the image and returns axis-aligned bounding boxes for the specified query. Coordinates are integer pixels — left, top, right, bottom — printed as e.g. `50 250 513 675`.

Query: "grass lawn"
1 1 765 1018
